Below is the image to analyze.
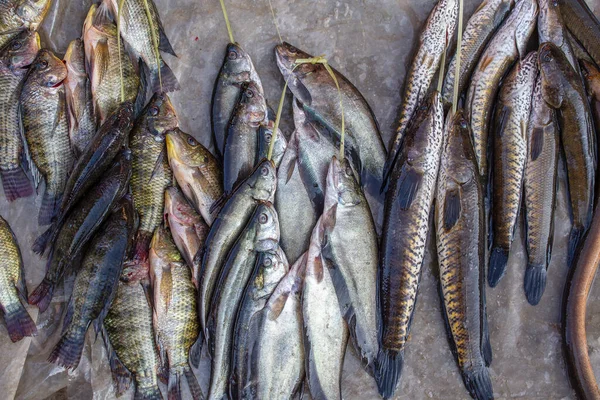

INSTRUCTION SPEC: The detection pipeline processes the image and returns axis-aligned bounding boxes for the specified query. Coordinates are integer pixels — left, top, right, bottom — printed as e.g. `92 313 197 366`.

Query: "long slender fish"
538 42 596 264
0 0 50 48
435 111 492 400
560 0 600 67
489 52 538 287
465 0 538 179
538 0 578 70
580 60 600 135
377 92 444 399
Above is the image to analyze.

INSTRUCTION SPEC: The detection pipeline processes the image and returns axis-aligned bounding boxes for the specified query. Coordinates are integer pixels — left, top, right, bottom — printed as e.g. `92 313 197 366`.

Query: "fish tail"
189 334 203 368
524 264 547 306
146 59 180 94
28 278 55 312
1 168 33 201
48 329 86 369
487 247 508 287
462 366 494 400
167 369 182 400
134 381 162 400
568 227 584 267
3 303 37 342
38 189 61 226
32 226 53 255
375 348 403 399
184 367 204 400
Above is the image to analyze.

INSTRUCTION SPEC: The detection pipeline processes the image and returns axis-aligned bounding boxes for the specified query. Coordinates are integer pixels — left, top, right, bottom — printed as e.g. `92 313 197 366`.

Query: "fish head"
275 42 315 105
327 156 362 207
63 39 86 78
239 81 267 125
15 0 51 30
115 147 133 176
221 42 254 83
444 110 478 185
252 202 280 252
253 247 289 299
2 30 40 71
164 186 200 228
165 128 213 170
143 92 179 140
246 159 277 202
259 122 287 163
513 0 538 58
538 42 567 109
580 59 600 100
27 49 67 90
149 224 182 263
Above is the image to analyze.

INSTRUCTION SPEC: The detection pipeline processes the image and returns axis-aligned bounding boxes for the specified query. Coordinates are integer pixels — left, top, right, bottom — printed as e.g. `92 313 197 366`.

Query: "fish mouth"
165 134 181 162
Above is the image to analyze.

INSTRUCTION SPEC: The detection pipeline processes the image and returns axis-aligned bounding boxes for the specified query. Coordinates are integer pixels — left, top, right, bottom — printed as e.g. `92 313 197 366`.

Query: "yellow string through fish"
452 0 464 114
267 0 283 44
437 22 448 94
219 0 235 43
117 0 126 102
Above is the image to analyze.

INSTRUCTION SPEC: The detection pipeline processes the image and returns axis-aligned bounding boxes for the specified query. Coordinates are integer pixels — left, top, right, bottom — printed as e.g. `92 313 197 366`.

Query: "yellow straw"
437 24 448 93
117 0 126 102
219 0 235 43
267 0 283 44
452 0 464 114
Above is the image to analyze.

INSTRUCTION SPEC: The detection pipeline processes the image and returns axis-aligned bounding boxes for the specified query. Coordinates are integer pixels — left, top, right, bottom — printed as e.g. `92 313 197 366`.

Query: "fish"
0 215 37 342
166 128 223 225
198 159 276 341
488 52 538 287
377 92 444 399
538 0 579 71
442 0 514 108
206 202 280 400
28 151 132 313
580 59 600 136
149 225 203 400
465 0 538 179
223 81 268 194
164 186 208 287
385 0 458 180
64 39 96 158
129 92 178 269
20 48 74 225
538 42 596 265
435 110 493 400
275 42 387 205
559 0 600 67
82 3 140 125
257 109 287 169
0 30 39 201
106 0 179 93
568 31 595 66
522 74 559 305
0 0 51 48
212 42 263 158
230 247 289 400
48 197 136 370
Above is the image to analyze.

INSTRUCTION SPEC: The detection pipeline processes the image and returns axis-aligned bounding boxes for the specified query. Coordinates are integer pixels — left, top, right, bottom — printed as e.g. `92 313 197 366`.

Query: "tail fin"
189 334 202 368
147 59 180 94
462 367 494 400
39 189 61 226
184 367 204 400
375 348 403 399
48 329 86 369
28 278 55 312
524 264 547 306
3 303 37 342
568 227 584 267
134 381 163 400
1 168 33 201
487 247 508 287
168 369 182 400
32 226 53 255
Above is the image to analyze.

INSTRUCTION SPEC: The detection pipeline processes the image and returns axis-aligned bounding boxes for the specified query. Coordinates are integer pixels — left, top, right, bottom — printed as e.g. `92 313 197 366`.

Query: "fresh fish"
230 247 289 399
64 39 96 158
489 52 538 287
377 92 444 399
20 48 74 225
82 3 140 125
538 0 578 71
559 0 600 67
223 81 268 194
257 109 287 169
568 31 595 66
0 30 39 201
435 110 493 400
48 197 136 369
28 151 131 313
149 225 203 400
207 203 280 400
212 42 263 158
129 92 178 268
538 42 596 264
0 215 37 342
166 128 223 226
385 0 458 180
523 74 558 305
465 0 538 179
198 159 276 339
580 59 600 136
0 0 50 48
442 0 514 107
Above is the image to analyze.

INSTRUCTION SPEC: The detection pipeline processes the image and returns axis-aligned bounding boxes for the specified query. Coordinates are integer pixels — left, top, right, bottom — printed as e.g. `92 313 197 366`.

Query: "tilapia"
20 48 74 225
257 109 287 169
166 128 223 225
559 0 600 67
538 0 578 71
0 30 39 201
48 197 136 369
489 52 538 287
0 0 50 48
465 0 538 179
435 111 493 400
149 225 203 400
377 92 444 398
0 215 37 342
207 203 280 400
538 42 596 264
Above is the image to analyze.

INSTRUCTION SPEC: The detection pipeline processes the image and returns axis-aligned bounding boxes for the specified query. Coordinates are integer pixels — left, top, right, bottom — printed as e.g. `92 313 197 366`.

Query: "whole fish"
580 60 600 134
198 159 276 339
230 247 289 399
83 4 140 125
257 110 287 169
0 30 39 201
48 197 136 369
212 42 263 158
164 186 208 287
275 42 387 205
129 92 178 268
207 203 280 400
166 128 223 225
28 151 131 313
465 0 538 179
223 81 268 194
21 48 74 225
538 42 596 264
435 111 493 400
0 215 37 342
442 0 514 107
149 225 203 400
489 52 538 287
560 0 600 67
106 0 179 93
240 253 305 400
385 0 458 180
0 0 50 48
377 92 444 399
64 39 96 158
538 0 578 71
523 75 558 305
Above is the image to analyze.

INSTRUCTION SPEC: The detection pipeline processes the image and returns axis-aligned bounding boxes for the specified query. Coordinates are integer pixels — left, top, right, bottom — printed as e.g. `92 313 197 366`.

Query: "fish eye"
11 41 22 50
288 45 298 53
264 133 272 142
259 213 268 224
260 166 269 176
263 257 272 267
345 165 353 176
246 89 254 98
38 59 48 68
459 119 468 129
186 136 198 146
228 50 238 60
149 106 160 116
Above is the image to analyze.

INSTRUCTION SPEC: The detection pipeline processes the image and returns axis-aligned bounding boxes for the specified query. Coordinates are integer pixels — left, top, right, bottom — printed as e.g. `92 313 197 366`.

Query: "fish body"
560 0 600 67
580 59 600 140
0 0 50 48
538 0 578 70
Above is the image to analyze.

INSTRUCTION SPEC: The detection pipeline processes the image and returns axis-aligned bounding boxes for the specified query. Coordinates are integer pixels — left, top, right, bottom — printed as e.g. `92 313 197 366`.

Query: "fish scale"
0 0 51 49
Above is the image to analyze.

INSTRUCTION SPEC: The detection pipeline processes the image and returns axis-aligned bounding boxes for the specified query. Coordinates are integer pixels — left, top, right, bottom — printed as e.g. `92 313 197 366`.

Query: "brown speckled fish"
580 60 600 144
559 0 600 67
0 0 50 48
